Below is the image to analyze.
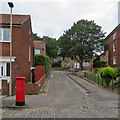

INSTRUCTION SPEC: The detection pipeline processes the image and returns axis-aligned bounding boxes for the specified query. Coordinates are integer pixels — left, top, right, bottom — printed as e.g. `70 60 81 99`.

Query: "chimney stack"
118 1 120 24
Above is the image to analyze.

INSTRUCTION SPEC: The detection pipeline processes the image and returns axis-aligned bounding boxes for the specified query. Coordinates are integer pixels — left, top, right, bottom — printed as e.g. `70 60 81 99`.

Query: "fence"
74 71 120 92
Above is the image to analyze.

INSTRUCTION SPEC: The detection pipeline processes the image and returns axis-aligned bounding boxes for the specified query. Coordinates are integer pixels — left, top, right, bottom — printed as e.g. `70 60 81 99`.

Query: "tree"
45 36 58 59
58 32 72 60
58 19 106 70
33 33 43 41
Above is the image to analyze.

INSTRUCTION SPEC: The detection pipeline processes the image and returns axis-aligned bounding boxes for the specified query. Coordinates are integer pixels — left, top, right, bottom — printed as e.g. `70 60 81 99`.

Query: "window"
77 63 80 68
1 66 3 76
0 28 10 42
35 49 40 54
113 56 116 65
0 63 10 78
29 46 31 62
83 62 90 66
113 32 116 40
113 44 116 52
6 63 10 77
3 29 10 41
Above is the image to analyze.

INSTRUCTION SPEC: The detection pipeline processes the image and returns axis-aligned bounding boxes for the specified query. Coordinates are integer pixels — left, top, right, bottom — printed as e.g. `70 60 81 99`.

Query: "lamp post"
8 2 14 96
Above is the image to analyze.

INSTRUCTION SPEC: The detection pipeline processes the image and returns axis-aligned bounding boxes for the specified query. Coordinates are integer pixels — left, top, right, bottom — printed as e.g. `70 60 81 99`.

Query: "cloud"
1 0 119 39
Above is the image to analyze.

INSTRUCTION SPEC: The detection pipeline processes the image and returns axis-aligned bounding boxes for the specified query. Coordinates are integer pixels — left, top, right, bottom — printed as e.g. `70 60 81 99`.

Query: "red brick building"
105 24 120 67
34 36 46 55
0 14 34 89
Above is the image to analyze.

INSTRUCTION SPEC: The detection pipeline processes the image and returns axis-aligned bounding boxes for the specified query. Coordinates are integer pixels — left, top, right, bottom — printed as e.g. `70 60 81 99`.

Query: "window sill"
0 41 10 43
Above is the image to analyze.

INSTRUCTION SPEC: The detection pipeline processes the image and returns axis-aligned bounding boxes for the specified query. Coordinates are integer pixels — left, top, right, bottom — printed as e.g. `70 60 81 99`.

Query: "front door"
0 63 10 89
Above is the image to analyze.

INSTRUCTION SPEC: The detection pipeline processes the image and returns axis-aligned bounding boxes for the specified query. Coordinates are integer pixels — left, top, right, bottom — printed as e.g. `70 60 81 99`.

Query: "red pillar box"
15 77 26 106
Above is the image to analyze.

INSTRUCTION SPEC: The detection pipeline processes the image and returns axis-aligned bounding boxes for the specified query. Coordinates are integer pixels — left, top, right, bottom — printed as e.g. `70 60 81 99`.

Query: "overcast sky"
1 0 120 39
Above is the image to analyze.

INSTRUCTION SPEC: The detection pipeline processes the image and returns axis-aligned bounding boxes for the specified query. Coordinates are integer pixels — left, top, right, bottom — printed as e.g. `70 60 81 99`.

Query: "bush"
93 60 107 68
52 62 61 67
35 55 50 74
100 67 115 87
116 68 120 78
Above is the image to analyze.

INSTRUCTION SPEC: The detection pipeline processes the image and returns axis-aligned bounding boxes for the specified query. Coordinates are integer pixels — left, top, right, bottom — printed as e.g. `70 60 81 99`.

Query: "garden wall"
2 74 47 95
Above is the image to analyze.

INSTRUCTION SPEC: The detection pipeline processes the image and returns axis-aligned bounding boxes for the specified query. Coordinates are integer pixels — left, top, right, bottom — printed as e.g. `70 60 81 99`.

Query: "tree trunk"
79 61 83 70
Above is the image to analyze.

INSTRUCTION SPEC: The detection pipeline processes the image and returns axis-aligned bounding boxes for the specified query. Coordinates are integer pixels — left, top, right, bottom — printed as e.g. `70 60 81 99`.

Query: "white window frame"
0 63 10 79
35 49 40 54
113 56 116 65
0 28 10 42
77 63 80 68
113 44 116 52
113 32 116 40
29 46 31 62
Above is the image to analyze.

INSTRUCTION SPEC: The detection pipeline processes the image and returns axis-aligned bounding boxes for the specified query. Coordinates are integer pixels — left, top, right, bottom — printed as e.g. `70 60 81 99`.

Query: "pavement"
1 71 120 119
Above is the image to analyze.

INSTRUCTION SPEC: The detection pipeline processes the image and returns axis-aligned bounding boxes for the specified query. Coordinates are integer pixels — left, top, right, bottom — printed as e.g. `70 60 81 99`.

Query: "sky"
1 0 120 40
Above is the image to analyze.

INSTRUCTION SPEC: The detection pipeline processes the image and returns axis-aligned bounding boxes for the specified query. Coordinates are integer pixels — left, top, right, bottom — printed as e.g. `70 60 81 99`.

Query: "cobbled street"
2 71 119 118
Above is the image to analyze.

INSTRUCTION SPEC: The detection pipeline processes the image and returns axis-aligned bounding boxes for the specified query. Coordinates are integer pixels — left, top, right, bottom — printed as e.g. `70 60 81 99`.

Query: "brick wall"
0 16 34 85
3 74 47 95
106 28 120 67
35 66 45 82
2 80 9 95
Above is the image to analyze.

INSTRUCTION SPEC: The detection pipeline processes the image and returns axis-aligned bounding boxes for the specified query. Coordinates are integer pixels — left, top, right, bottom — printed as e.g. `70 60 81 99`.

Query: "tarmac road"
2 71 119 118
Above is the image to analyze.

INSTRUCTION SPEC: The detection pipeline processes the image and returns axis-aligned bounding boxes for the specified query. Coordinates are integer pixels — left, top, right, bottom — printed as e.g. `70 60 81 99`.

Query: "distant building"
34 36 46 55
63 57 95 70
105 24 120 67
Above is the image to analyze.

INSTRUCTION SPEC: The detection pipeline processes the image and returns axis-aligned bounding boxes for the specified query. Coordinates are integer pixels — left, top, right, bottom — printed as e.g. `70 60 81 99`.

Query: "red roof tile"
0 14 30 25
34 41 45 49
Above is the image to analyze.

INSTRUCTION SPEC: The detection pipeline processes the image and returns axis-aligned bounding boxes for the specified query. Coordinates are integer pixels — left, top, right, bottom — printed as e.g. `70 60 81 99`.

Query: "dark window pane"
6 63 10 77
1 66 3 76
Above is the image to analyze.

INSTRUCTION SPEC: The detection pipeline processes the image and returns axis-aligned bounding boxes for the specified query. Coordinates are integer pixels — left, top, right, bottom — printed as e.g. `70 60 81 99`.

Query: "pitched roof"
105 24 120 40
34 41 45 49
0 14 30 25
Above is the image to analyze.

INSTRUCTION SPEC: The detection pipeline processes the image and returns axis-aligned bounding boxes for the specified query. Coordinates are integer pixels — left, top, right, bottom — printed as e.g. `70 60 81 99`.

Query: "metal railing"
74 71 120 93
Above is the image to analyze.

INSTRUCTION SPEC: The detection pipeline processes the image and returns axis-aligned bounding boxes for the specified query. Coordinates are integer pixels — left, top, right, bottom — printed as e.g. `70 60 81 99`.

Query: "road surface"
2 71 119 118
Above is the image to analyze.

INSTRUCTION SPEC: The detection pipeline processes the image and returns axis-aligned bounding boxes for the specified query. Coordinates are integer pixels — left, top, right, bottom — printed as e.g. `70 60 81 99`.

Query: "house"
73 59 94 70
34 36 46 55
62 57 95 70
0 14 34 91
105 24 120 67
99 50 109 64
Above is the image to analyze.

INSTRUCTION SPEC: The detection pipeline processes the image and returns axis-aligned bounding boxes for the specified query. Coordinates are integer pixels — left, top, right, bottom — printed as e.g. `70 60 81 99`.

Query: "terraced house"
0 14 34 91
105 24 120 67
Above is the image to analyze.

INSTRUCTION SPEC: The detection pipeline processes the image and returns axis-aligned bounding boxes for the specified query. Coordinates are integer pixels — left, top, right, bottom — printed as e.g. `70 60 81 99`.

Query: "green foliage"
27 82 32 84
52 61 61 67
58 19 106 70
116 68 120 77
33 33 58 58
45 36 58 59
33 33 43 41
100 67 115 79
35 55 50 73
93 60 107 68
100 67 115 87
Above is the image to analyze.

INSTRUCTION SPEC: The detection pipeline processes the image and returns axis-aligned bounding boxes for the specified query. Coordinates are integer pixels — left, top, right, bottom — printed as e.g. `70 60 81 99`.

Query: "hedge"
93 60 107 68
100 67 115 87
35 55 50 74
